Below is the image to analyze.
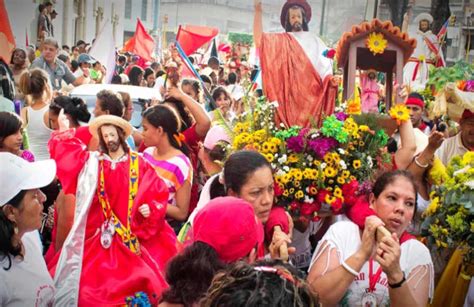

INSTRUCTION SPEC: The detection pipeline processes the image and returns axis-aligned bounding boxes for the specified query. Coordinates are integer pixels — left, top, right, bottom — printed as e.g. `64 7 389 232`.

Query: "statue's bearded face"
100 125 123 154
288 7 304 32
419 20 430 32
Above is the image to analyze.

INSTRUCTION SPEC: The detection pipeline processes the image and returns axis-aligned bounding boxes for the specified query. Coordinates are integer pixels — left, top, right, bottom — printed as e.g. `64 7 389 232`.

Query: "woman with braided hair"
202 259 318 307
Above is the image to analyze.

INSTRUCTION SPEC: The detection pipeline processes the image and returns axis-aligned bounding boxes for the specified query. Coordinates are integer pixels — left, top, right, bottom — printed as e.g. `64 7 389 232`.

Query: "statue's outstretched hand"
254 0 262 11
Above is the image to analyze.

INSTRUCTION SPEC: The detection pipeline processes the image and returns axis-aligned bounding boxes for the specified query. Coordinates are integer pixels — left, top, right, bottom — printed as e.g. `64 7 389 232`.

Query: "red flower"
323 48 336 59
274 182 283 197
317 189 330 204
289 202 299 211
312 215 321 222
301 203 313 216
331 198 343 213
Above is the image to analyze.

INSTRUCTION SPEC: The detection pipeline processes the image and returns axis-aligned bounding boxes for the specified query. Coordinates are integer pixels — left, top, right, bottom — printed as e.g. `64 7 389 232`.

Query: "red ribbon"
368 258 383 292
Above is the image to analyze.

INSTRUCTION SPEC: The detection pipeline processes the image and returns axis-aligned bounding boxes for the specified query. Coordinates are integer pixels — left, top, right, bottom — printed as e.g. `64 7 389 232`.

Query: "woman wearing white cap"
0 152 57 306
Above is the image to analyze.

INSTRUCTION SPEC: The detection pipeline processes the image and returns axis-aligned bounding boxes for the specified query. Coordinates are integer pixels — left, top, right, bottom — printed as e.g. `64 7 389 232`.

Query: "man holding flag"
403 13 445 91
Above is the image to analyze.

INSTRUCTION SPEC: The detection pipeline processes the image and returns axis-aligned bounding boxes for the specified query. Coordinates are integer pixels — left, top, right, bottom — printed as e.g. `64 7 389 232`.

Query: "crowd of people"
0 0 473 306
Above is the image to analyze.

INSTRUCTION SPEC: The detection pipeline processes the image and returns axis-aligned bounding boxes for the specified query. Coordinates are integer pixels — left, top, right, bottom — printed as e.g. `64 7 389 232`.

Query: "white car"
70 84 162 128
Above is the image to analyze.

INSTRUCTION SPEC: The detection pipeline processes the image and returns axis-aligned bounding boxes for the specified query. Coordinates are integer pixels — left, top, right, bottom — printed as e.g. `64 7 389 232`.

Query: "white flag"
89 21 116 84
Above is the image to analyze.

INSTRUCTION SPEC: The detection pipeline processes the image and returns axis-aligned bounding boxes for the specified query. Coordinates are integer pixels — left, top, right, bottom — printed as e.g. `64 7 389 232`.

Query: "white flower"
304 195 314 203
278 154 288 164
276 169 286 177
339 160 347 170
270 101 279 107
283 166 290 172
338 148 345 155
321 162 327 169
464 180 474 189
367 156 373 168
307 155 314 162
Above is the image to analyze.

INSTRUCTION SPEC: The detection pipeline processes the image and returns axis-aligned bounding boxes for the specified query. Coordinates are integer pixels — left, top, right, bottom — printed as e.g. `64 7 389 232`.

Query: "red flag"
0 0 15 63
122 18 155 61
176 25 218 56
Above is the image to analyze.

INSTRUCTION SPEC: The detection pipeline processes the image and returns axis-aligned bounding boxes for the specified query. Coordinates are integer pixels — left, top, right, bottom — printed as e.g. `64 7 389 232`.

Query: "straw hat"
89 115 132 139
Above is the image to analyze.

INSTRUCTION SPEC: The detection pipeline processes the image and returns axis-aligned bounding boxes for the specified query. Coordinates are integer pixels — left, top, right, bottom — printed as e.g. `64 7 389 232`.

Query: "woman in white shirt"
0 152 56 306
308 170 433 307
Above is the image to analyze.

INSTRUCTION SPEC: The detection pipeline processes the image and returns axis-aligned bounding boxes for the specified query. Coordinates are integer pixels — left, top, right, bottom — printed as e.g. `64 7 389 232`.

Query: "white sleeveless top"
26 104 52 161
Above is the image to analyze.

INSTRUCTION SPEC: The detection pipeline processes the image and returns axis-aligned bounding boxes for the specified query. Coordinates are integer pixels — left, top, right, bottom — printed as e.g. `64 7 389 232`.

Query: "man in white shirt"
435 109 474 165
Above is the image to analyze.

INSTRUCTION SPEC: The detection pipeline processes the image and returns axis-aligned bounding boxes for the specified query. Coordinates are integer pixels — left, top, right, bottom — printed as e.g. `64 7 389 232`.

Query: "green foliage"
227 32 253 45
426 61 474 92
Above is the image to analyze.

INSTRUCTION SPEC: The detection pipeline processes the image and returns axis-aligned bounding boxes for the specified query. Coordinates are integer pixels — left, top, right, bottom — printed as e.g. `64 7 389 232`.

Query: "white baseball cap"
0 153 56 206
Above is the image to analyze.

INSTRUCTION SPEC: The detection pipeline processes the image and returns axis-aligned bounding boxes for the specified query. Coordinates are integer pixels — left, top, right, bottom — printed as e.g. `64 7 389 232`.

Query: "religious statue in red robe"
254 0 338 127
48 114 177 305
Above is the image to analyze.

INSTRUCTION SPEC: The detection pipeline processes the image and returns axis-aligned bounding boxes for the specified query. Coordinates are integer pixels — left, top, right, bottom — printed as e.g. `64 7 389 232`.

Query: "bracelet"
388 272 406 288
414 156 429 168
341 261 359 277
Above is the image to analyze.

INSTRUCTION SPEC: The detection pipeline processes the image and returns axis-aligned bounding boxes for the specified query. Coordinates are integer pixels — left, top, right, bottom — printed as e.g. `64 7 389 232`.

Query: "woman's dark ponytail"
0 190 27 270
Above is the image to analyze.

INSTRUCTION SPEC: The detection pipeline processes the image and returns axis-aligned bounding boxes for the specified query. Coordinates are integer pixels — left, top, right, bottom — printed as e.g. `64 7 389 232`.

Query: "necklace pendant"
100 219 115 249
361 291 377 307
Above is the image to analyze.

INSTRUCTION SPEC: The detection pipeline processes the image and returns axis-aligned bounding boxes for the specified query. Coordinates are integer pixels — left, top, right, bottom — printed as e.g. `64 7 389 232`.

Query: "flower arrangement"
422 151 474 266
389 104 410 125
366 32 388 55
230 97 392 222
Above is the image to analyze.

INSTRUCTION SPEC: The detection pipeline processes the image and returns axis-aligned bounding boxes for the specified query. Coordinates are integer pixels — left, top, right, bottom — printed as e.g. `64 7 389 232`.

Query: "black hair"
96 89 124 117
372 170 418 214
142 104 190 156
128 66 144 86
156 70 166 78
408 92 424 102
202 259 318 307
117 55 126 64
18 68 49 100
212 86 232 107
200 74 212 85
284 5 309 32
207 141 230 162
208 56 220 67
0 112 22 149
1 190 28 270
111 75 122 84
44 2 53 7
143 68 155 85
161 241 225 306
62 45 70 50
182 79 202 98
227 72 237 85
38 3 45 13
57 53 70 64
71 60 79 72
50 95 91 126
10 48 27 66
163 99 193 132
209 150 272 199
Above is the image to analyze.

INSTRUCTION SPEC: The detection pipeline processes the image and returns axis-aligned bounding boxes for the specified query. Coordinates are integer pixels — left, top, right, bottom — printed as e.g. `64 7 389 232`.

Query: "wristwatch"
388 272 406 288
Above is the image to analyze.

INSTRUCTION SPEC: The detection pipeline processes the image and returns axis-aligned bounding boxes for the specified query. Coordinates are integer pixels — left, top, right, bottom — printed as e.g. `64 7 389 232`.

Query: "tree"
431 0 451 35
387 0 409 27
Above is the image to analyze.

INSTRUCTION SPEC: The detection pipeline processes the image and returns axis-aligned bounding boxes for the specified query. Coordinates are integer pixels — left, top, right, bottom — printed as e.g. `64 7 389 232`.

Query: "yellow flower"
424 197 440 216
334 187 343 198
288 154 299 164
350 175 356 181
253 129 266 142
418 54 426 62
289 188 295 194
359 141 365 146
253 143 262 151
337 176 346 185
309 186 318 195
353 160 362 169
324 166 337 178
281 174 291 184
294 180 301 188
366 32 388 55
283 190 289 197
341 170 351 179
313 160 321 167
325 194 336 204
270 137 282 146
427 158 448 185
332 153 341 164
261 142 271 153
462 151 474 165
324 153 334 164
359 125 370 132
295 190 304 199
264 153 274 163
389 104 410 125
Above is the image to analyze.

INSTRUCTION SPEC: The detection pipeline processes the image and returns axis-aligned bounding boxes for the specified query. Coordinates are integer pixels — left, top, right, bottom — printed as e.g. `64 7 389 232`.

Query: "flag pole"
175 41 217 110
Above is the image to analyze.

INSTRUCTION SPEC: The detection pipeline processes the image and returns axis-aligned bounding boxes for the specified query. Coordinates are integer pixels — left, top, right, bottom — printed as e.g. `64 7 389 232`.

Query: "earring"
13 223 19 235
